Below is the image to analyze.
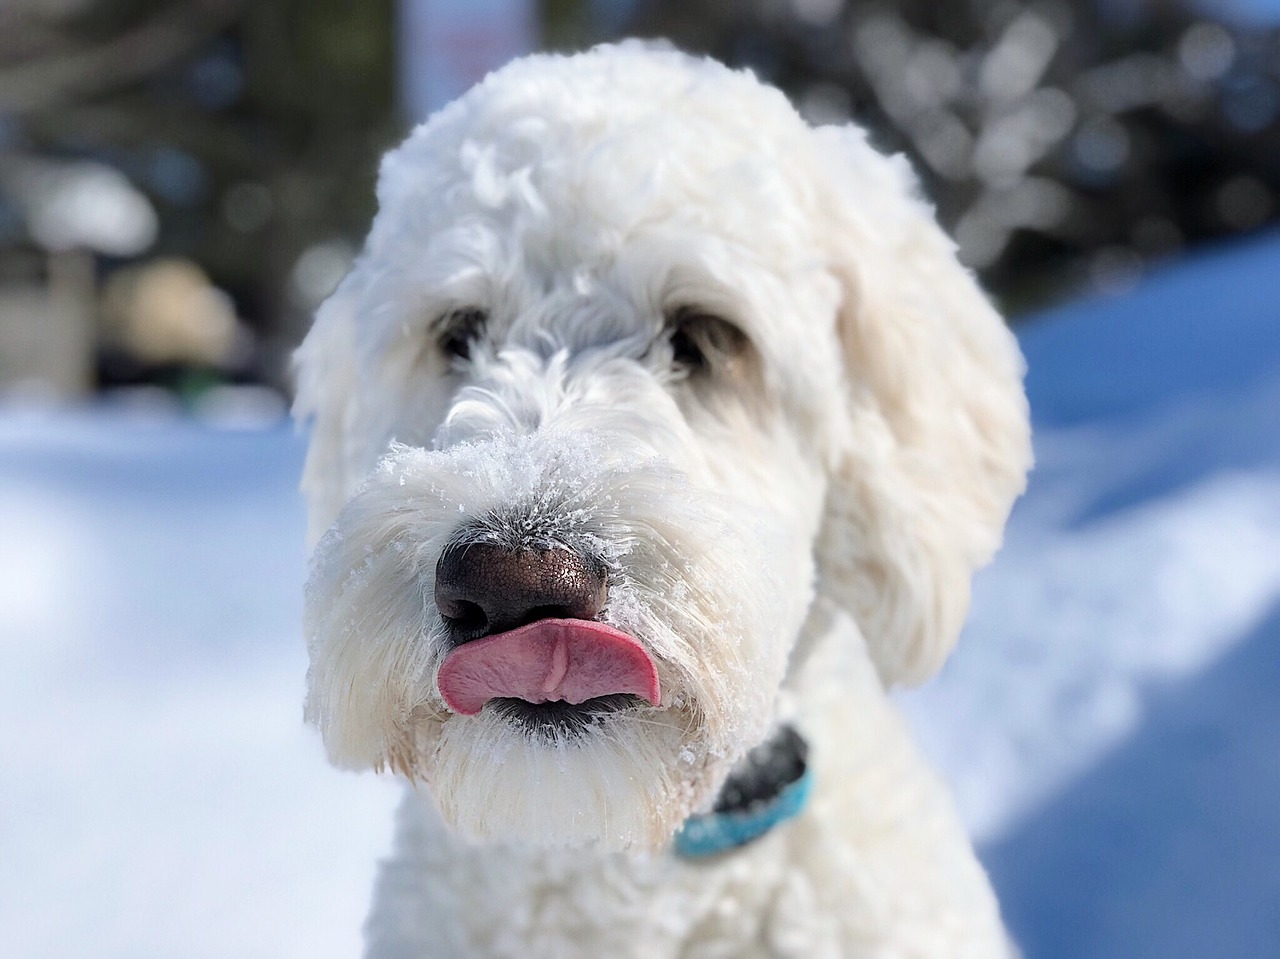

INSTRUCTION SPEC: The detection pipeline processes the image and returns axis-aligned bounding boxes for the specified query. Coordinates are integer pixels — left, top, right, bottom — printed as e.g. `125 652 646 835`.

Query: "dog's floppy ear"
810 125 1032 686
292 267 373 548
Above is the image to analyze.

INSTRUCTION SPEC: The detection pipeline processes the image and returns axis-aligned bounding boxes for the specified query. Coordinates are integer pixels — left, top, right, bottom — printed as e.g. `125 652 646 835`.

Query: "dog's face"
295 45 1031 851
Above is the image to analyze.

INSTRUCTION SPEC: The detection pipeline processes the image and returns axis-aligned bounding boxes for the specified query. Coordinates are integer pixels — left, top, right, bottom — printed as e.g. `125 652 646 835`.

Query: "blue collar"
673 725 812 859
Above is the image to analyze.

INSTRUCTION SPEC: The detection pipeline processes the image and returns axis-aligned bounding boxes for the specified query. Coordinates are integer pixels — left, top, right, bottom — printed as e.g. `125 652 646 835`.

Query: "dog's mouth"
436 618 662 717
486 693 645 737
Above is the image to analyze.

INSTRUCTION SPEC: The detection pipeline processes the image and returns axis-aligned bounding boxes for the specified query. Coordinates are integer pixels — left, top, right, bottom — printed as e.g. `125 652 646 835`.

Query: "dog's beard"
304 426 809 851
426 704 699 850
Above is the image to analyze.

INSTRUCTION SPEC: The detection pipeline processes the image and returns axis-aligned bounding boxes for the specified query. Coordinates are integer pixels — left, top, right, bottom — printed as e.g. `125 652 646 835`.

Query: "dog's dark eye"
670 325 707 371
665 308 748 377
438 308 487 362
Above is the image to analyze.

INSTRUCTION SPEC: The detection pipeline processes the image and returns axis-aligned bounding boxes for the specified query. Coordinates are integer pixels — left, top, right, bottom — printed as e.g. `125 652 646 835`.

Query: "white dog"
294 42 1031 958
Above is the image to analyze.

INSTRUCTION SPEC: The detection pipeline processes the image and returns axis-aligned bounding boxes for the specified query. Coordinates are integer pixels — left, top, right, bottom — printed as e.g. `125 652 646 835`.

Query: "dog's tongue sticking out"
437 619 660 715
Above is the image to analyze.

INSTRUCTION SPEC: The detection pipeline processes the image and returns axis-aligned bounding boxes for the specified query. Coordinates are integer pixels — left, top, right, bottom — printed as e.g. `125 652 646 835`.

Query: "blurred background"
1 2 1277 958
1 0 1278 405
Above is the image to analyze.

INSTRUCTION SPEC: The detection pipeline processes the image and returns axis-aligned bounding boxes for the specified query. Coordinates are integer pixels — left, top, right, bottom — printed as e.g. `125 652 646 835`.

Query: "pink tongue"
437 619 661 716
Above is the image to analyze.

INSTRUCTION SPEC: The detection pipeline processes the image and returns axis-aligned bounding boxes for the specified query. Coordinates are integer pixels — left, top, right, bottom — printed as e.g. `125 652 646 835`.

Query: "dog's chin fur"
427 707 701 850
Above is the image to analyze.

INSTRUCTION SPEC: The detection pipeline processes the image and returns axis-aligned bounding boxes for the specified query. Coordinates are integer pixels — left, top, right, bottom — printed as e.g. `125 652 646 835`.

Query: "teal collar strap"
673 725 812 859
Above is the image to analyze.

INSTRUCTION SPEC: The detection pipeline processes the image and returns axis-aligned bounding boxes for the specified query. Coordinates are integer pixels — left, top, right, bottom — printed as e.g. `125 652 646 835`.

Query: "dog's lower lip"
487 693 641 736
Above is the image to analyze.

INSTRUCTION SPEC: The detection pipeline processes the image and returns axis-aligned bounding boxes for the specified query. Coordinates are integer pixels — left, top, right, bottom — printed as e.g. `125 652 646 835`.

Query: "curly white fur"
294 41 1031 958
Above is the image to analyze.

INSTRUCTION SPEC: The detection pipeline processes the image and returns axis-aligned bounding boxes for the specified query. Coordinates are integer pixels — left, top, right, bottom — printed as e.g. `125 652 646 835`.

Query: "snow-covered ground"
3 230 1278 958
0 412 399 959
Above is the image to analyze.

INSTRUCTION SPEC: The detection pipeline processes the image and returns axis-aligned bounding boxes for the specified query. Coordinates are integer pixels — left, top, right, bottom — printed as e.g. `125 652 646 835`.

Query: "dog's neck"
664 595 843 857
672 724 812 858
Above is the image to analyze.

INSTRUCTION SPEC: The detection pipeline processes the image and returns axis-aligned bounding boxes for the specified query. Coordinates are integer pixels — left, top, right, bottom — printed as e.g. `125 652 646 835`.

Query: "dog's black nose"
434 543 608 644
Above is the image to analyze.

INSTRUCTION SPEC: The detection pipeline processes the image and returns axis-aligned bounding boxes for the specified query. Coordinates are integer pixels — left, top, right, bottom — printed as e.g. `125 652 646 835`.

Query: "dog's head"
294 43 1030 850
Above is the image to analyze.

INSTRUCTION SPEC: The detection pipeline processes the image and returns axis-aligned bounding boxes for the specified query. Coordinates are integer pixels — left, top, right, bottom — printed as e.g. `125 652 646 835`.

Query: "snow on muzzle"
436 618 661 715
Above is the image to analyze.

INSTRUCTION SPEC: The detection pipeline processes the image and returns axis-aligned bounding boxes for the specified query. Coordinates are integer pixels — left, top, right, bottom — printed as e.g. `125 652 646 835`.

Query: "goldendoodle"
294 41 1031 958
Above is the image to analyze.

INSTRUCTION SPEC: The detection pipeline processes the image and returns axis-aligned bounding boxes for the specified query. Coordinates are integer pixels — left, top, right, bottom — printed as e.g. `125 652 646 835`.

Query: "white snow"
0 411 399 959
2 229 1278 957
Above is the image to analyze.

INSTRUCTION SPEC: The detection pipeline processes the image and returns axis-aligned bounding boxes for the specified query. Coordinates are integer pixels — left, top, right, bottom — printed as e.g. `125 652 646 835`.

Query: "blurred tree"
0 0 399 390
610 0 1280 311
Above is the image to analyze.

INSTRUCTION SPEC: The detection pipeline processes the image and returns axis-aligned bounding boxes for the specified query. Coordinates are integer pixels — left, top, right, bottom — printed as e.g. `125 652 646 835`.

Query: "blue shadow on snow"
980 600 1280 959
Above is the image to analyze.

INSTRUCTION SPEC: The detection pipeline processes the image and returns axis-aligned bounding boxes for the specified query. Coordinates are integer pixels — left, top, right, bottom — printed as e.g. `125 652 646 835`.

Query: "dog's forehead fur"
373 44 814 267
357 45 844 405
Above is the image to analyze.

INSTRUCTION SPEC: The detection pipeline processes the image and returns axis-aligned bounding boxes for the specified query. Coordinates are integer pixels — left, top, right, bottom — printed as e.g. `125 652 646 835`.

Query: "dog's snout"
434 543 608 643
